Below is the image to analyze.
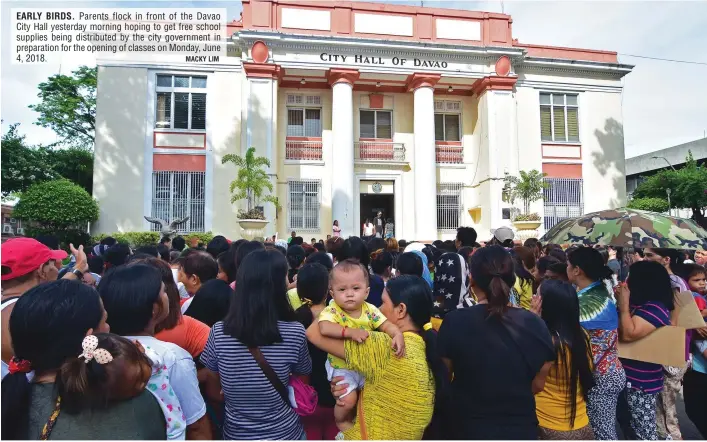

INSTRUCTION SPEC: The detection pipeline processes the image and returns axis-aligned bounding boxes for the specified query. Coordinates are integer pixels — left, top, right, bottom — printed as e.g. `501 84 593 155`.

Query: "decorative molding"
326 68 360 86
243 62 282 79
406 73 441 91
515 79 623 93
471 76 517 95
251 40 270 63
495 55 512 77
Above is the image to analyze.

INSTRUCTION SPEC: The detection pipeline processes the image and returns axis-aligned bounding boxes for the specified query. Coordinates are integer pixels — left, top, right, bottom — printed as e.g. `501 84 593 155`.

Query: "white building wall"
93 66 149 234
515 86 546 221
581 91 627 212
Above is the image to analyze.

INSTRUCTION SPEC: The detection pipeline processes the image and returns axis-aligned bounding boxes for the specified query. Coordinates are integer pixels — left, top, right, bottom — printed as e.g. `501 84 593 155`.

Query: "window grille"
543 178 583 230
288 179 321 231
437 183 463 231
151 171 206 233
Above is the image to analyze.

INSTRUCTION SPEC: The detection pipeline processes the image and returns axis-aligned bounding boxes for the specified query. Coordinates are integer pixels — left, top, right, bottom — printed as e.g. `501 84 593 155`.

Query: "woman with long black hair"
437 245 555 439
566 246 625 440
533 279 595 439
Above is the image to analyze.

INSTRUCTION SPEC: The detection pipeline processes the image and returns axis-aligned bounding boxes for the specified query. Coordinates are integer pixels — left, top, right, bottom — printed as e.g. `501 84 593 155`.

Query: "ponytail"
487 274 511 317
1 370 32 439
57 355 110 414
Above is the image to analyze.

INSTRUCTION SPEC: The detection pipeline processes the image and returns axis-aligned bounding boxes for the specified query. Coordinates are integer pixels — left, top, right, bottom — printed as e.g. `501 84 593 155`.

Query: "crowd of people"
1 225 706 440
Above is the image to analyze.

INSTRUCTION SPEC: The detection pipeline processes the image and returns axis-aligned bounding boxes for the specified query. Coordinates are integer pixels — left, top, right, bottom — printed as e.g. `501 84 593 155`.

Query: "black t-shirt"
368 274 385 307
437 305 554 440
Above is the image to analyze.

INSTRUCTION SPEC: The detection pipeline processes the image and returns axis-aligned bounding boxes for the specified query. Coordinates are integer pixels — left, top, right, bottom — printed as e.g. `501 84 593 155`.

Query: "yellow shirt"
535 349 589 431
514 278 533 310
318 300 386 369
287 288 302 310
342 332 434 440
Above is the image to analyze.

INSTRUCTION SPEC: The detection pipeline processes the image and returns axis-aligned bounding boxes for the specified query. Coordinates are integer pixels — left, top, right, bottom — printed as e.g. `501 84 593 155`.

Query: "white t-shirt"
123 335 206 426
172 268 190 299
363 223 374 236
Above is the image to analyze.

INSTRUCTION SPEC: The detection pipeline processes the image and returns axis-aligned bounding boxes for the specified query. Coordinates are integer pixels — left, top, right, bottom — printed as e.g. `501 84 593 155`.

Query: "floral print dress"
143 346 188 440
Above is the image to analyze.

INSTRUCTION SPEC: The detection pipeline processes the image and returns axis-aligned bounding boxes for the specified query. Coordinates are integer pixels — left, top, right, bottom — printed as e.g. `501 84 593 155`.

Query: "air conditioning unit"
2 224 13 234
16 228 25 235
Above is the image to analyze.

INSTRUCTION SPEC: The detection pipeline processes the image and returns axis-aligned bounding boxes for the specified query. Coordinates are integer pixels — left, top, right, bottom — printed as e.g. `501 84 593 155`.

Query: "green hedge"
92 232 215 248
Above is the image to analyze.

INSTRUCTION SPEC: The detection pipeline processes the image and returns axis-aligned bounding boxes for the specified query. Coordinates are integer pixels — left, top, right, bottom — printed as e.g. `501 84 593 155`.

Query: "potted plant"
502 169 549 231
223 147 280 240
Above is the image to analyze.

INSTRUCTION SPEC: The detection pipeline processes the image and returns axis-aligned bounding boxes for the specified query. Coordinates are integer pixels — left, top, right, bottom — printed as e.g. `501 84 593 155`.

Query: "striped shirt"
620 301 671 393
200 321 312 440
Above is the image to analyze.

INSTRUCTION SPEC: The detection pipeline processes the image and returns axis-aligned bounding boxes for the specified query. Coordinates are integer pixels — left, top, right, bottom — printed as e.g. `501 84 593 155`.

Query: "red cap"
1 238 68 281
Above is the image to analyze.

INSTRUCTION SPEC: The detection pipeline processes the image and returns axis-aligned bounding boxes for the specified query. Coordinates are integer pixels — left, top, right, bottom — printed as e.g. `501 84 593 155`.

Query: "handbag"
248 347 317 416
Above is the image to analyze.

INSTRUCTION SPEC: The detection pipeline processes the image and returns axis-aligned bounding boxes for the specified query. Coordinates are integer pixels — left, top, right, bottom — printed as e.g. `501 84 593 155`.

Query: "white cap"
491 226 514 243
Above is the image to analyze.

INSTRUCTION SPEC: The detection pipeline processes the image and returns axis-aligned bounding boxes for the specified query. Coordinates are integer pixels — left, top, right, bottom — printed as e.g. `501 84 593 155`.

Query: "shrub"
92 231 215 248
237 208 265 220
514 213 541 222
627 197 669 213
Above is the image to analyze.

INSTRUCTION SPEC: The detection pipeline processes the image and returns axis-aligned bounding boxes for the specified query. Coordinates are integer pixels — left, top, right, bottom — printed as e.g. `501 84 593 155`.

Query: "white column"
413 85 438 240
330 70 358 238
331 82 354 238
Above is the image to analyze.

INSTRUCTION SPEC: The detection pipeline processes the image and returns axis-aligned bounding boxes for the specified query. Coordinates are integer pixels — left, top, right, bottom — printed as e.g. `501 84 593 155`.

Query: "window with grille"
437 183 463 231
151 171 206 233
287 108 322 137
288 179 321 231
156 75 207 130
543 178 583 230
360 110 392 138
540 93 579 143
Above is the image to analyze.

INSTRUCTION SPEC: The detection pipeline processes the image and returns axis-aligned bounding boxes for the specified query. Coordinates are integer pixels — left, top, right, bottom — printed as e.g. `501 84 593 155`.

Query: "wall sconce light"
300 78 306 85
448 85 454 93
376 82 381 88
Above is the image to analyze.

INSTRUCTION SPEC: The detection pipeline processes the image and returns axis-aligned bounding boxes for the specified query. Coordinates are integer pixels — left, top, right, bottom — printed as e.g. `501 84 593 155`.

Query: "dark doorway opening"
360 193 394 237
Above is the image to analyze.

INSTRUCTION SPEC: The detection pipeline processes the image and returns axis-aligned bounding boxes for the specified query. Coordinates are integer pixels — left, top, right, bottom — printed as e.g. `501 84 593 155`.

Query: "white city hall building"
93 0 632 241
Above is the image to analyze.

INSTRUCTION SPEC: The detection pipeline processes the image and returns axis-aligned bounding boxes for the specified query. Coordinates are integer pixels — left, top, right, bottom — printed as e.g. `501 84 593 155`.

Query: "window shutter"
174 93 189 129
360 111 376 138
434 101 444 111
445 114 460 142
553 106 566 141
540 106 552 141
156 92 171 128
305 95 321 105
446 101 461 112
287 94 303 105
434 114 444 141
191 94 206 130
567 108 579 142
287 109 304 137
376 111 392 138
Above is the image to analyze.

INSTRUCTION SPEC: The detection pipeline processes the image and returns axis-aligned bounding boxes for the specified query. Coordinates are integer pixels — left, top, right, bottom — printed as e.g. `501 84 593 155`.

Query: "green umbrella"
540 208 707 250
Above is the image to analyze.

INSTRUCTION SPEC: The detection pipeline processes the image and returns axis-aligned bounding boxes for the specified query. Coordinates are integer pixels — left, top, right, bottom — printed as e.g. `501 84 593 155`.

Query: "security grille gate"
151 171 206 233
288 179 321 231
437 183 463 231
543 178 584 231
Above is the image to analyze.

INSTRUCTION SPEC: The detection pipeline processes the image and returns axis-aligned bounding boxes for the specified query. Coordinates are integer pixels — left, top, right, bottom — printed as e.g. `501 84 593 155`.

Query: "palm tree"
222 147 279 216
502 169 549 216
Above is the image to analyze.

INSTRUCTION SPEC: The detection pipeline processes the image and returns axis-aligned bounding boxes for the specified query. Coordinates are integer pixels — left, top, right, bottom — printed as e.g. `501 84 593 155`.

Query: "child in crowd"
683 264 707 312
318 259 405 425
58 334 187 440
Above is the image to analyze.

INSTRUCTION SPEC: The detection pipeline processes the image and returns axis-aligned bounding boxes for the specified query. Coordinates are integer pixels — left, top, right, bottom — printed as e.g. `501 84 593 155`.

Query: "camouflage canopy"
540 208 707 250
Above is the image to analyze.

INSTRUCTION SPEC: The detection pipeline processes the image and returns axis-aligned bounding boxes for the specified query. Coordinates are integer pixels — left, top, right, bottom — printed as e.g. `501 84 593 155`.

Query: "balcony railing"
355 141 406 162
285 140 323 161
436 144 463 164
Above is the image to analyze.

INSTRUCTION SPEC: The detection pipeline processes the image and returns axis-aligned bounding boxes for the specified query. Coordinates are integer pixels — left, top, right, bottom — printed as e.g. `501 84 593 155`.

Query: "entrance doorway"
360 193 394 237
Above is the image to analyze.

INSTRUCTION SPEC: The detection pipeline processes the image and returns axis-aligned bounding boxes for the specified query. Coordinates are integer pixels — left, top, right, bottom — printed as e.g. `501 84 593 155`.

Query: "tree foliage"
1 124 94 197
1 124 55 198
502 169 549 216
13 179 99 231
632 151 707 227
28 66 96 149
222 147 279 217
627 197 670 213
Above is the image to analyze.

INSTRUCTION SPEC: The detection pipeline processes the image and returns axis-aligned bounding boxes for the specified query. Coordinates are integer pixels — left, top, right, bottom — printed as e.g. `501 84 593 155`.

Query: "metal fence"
285 140 323 161
354 141 406 162
543 178 584 230
151 171 206 233
437 183 463 231
288 179 321 231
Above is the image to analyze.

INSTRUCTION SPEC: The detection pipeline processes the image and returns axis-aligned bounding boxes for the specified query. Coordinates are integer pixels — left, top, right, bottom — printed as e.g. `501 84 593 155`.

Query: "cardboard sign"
618 326 687 367
673 291 707 330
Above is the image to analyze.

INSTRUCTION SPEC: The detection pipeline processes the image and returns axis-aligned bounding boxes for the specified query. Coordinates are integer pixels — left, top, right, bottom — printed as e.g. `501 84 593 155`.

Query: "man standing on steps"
374 211 384 238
